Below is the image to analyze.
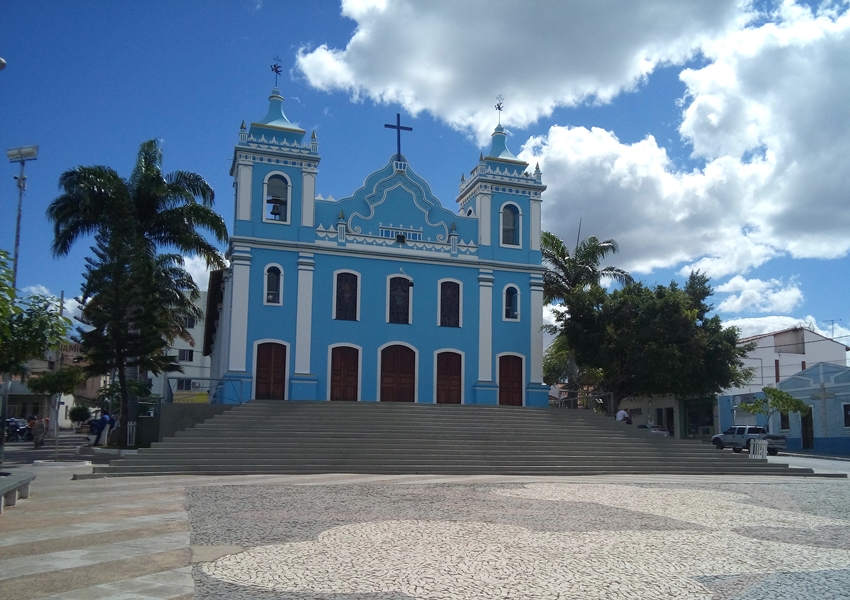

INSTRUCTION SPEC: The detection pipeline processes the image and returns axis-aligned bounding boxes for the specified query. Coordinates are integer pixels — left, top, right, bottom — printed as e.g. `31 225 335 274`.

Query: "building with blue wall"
717 362 850 456
204 88 549 406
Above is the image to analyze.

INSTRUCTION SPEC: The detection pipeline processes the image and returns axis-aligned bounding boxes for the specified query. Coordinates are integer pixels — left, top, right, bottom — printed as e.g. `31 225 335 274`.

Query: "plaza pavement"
1 439 850 599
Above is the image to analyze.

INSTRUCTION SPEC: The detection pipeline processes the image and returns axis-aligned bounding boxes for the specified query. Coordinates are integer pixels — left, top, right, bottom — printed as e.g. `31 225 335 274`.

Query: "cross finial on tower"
495 94 504 125
271 55 282 86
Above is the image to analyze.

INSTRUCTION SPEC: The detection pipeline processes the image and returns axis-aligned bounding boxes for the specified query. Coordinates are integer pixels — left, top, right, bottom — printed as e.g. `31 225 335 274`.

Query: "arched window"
501 204 520 246
265 175 289 223
388 276 412 324
265 266 282 305
439 280 460 327
504 285 519 320
335 272 359 321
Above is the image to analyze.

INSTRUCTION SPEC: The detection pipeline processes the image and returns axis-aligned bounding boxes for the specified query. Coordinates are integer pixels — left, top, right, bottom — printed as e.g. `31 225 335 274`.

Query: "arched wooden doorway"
436 351 462 404
380 345 415 402
498 355 523 406
330 346 359 401
256 342 286 400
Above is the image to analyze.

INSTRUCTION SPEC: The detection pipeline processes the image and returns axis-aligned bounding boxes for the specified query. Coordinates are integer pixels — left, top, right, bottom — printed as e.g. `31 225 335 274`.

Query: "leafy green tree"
69 404 92 426
565 272 753 403
739 387 811 433
46 140 228 445
1 250 72 455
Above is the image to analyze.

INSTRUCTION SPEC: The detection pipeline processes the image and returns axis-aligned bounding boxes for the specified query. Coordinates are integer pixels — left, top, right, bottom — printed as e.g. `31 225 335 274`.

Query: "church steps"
90 463 804 477
85 402 818 477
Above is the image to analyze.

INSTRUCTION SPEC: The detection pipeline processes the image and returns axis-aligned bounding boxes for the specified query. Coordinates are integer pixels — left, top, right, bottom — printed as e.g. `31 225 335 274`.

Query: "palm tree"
46 140 228 445
541 228 632 395
541 229 632 306
48 140 227 266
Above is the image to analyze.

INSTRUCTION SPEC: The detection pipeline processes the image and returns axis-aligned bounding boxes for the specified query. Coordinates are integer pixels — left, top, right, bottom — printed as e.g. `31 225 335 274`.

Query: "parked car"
636 424 670 437
711 426 785 455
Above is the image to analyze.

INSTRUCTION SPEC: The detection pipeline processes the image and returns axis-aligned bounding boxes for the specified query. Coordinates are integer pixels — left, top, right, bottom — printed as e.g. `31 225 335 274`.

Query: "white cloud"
299 1 850 280
715 275 803 313
22 284 52 297
723 314 848 343
297 0 744 144
183 256 212 291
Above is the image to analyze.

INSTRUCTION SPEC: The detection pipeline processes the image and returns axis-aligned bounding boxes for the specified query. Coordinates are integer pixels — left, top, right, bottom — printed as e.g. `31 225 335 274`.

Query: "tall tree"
1 249 71 460
541 230 632 388
46 141 228 445
565 272 754 403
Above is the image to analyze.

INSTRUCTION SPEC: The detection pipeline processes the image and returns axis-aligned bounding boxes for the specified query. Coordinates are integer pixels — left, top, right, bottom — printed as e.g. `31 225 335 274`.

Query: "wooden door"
330 346 359 401
801 410 814 449
380 345 415 402
256 343 286 400
498 355 523 406
436 352 462 404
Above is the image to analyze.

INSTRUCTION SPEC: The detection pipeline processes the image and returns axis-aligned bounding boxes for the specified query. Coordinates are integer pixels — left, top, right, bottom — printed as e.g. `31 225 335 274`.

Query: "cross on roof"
384 113 412 161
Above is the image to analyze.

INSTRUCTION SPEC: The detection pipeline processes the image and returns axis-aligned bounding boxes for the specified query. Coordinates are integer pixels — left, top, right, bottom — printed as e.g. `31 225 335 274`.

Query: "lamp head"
6 145 39 162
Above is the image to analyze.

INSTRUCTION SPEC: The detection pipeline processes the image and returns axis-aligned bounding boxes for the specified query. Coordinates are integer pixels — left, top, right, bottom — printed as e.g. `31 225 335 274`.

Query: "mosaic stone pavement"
190 479 850 599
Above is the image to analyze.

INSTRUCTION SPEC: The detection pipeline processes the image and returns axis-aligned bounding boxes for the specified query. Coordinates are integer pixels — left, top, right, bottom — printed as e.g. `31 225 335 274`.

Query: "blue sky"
2 0 850 346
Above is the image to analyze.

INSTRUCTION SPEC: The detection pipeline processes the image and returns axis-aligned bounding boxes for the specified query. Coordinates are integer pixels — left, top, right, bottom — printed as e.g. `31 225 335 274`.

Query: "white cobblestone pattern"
191 480 850 599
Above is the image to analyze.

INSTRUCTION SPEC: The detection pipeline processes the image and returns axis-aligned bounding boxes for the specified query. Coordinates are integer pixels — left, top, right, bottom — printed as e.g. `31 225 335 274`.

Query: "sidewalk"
2 461 850 599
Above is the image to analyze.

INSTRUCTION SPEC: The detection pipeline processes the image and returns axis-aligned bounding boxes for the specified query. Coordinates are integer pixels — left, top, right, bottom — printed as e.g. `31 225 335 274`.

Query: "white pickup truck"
711 426 786 456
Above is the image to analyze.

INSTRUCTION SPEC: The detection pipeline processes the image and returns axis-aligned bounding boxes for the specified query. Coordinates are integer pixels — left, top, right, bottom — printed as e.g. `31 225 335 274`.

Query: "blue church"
205 88 549 406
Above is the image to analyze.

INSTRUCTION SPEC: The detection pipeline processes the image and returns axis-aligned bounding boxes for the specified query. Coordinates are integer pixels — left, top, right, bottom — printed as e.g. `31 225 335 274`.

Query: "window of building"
780 411 790 430
265 266 282 305
504 286 519 320
178 349 193 362
388 276 412 324
335 272 358 321
844 403 850 427
264 174 289 223
501 204 520 246
184 315 196 329
439 281 460 327
176 378 193 391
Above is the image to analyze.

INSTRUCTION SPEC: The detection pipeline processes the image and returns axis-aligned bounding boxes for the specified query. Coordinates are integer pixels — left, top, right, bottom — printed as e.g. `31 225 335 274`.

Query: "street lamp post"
2 144 38 465
6 145 39 290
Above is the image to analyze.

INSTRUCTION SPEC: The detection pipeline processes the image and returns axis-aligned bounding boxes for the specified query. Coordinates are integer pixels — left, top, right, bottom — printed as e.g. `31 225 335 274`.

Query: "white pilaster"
236 163 253 221
530 277 544 383
295 253 315 374
478 193 491 246
530 199 541 251
478 269 494 381
228 246 251 371
301 172 316 227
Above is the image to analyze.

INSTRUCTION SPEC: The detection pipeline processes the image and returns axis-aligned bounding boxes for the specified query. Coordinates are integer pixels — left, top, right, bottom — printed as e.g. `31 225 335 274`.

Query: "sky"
2 0 850 351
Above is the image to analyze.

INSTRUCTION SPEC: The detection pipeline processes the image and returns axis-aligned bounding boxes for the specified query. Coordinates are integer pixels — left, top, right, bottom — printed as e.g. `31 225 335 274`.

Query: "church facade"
205 88 549 406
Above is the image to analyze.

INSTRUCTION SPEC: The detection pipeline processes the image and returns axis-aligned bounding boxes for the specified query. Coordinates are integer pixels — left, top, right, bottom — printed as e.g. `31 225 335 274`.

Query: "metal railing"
163 377 253 404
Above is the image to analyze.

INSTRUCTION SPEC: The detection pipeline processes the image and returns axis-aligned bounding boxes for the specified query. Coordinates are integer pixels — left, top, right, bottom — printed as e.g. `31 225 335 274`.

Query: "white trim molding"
294 253 314 374
478 269 494 381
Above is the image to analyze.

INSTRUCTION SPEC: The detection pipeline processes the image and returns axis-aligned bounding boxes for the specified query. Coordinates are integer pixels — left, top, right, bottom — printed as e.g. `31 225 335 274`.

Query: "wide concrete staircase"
87 401 818 477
